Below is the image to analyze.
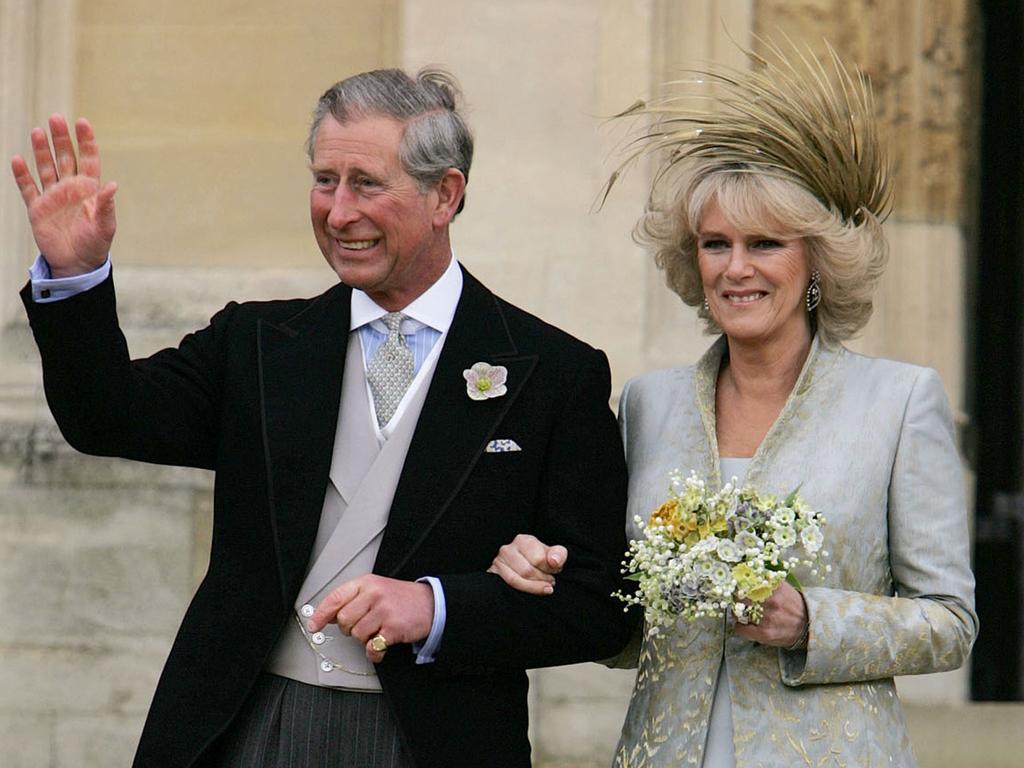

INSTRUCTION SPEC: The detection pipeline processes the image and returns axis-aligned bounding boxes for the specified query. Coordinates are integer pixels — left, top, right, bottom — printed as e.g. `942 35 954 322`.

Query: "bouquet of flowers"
615 470 828 629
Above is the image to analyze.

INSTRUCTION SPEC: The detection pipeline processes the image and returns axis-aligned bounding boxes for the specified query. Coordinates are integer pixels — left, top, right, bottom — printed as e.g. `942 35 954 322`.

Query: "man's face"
309 114 451 310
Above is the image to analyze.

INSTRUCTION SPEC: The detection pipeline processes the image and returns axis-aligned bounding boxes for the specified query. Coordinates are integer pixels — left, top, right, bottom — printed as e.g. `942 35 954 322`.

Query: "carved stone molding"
0 0 76 329
754 0 980 224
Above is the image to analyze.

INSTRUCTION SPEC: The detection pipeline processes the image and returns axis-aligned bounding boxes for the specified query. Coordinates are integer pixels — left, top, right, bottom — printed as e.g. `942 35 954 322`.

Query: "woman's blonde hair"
636 161 888 344
601 38 893 344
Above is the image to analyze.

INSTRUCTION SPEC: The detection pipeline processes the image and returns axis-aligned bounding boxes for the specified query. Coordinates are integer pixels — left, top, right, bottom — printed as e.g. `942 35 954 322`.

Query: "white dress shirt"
351 255 463 442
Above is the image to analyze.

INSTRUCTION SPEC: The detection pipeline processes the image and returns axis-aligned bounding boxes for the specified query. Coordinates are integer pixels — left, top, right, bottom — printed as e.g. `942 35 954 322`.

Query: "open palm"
10 115 117 277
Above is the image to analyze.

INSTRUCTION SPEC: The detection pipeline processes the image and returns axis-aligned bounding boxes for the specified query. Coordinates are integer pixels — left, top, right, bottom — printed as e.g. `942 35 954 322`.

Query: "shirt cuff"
413 576 446 664
29 254 111 303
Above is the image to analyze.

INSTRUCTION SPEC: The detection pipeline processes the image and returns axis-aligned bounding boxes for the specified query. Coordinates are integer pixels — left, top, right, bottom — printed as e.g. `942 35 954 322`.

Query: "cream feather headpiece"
603 35 894 225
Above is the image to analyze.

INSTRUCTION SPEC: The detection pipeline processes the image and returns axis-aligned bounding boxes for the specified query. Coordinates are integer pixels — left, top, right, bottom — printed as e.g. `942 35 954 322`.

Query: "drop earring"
806 270 821 312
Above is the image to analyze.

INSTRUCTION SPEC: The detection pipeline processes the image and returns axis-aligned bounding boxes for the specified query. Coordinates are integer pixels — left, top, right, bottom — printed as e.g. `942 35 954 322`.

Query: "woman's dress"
612 336 976 768
700 457 750 768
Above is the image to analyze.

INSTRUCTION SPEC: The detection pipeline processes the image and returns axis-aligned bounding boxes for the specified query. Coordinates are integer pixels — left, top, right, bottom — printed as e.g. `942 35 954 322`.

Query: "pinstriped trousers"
209 673 416 768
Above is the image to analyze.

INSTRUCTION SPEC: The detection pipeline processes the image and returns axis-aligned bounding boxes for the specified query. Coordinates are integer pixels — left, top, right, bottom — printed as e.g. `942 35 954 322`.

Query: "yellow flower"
650 499 678 526
650 499 687 541
745 583 775 602
692 512 727 540
731 563 754 582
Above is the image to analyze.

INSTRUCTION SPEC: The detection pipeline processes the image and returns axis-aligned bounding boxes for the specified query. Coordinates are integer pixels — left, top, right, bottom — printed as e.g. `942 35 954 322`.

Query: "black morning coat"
22 266 638 768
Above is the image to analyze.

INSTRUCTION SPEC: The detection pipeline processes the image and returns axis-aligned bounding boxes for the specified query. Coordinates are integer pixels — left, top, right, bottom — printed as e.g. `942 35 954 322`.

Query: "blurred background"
0 1 1021 765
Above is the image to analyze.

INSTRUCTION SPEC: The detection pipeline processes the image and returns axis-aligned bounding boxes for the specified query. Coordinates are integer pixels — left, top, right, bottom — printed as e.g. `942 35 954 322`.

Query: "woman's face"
696 199 812 348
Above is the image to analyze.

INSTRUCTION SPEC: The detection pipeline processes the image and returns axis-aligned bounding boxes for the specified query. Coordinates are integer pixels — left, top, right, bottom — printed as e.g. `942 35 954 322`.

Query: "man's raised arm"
10 115 117 280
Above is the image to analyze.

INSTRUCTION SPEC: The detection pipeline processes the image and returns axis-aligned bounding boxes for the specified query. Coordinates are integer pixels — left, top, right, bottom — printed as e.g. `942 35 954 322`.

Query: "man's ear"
431 168 467 227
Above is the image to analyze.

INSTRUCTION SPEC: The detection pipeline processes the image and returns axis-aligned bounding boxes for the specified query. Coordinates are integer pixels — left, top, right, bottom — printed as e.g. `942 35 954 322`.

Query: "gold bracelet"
786 620 810 651
786 590 810 651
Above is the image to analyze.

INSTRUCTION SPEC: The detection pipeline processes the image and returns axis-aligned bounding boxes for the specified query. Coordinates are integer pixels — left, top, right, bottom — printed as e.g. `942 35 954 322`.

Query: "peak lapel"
258 283 351 604
376 270 537 575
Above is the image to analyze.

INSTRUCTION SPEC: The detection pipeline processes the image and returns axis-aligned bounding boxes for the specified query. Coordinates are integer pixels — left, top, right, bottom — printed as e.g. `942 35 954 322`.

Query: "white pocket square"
485 439 521 453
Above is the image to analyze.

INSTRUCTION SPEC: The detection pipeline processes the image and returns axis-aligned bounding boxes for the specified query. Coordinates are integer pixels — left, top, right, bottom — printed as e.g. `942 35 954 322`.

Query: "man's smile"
335 238 380 251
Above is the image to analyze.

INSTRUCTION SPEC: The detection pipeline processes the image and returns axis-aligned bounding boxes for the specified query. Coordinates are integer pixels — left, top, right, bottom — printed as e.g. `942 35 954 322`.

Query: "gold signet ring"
370 634 389 653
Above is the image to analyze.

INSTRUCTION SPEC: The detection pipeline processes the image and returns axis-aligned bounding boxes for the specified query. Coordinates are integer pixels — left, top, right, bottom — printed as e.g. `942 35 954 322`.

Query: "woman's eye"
700 239 728 250
752 239 783 249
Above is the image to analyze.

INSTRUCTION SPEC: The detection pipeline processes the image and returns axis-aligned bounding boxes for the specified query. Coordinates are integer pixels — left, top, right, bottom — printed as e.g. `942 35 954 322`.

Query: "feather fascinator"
603 35 894 226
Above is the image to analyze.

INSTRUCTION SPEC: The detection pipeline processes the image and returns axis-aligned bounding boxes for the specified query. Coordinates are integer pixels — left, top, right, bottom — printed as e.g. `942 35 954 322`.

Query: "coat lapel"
376 270 537 575
258 283 351 605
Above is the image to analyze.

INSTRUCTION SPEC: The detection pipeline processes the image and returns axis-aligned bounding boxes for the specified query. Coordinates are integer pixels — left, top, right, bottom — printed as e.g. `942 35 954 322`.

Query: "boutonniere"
463 362 508 401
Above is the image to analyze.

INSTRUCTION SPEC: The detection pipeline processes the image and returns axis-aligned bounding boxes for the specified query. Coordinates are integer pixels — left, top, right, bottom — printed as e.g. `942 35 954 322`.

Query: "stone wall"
0 1 1013 766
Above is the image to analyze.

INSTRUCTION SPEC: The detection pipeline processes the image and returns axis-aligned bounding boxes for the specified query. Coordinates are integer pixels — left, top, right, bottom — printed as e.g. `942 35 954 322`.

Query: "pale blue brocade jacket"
613 336 978 768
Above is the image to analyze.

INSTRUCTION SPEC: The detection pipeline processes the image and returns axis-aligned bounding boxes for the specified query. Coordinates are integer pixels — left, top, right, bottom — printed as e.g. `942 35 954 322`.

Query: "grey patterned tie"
367 312 414 427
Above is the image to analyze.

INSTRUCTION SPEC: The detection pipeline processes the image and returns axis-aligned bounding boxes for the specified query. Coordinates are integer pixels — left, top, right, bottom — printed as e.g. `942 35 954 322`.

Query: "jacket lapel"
742 335 841 490
376 269 537 575
258 283 351 605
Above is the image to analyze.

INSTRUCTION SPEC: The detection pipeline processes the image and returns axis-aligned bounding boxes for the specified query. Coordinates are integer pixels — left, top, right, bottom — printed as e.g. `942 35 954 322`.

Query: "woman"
487 41 977 767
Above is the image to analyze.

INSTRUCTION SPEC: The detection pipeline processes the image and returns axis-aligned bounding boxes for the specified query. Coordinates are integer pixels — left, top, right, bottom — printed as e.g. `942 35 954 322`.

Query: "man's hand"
308 575 434 664
10 115 117 277
487 533 567 595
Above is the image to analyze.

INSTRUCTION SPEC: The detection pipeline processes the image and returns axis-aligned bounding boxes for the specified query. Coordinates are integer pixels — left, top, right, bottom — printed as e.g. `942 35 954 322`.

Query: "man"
11 69 636 767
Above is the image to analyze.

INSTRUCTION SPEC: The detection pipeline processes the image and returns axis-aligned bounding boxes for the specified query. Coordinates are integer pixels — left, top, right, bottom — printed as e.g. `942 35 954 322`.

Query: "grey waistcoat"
266 330 436 690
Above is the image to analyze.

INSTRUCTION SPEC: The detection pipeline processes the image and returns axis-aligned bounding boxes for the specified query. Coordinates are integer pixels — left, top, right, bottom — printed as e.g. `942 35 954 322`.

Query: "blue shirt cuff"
413 576 446 664
29 254 111 303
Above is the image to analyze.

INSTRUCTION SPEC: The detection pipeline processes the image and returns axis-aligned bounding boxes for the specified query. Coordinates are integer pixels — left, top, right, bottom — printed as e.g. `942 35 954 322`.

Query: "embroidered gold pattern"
613 336 975 767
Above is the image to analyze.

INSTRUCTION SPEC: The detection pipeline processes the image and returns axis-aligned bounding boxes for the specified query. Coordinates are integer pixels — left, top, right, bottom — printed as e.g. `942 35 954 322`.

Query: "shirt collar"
349 255 463 334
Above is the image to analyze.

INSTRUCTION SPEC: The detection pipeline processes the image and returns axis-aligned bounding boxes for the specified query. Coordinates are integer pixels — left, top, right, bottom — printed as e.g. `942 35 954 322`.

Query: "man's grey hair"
307 68 474 215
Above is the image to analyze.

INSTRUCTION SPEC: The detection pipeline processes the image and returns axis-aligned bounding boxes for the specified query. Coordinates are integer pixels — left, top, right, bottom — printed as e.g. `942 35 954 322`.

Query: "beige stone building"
1 1 1019 766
